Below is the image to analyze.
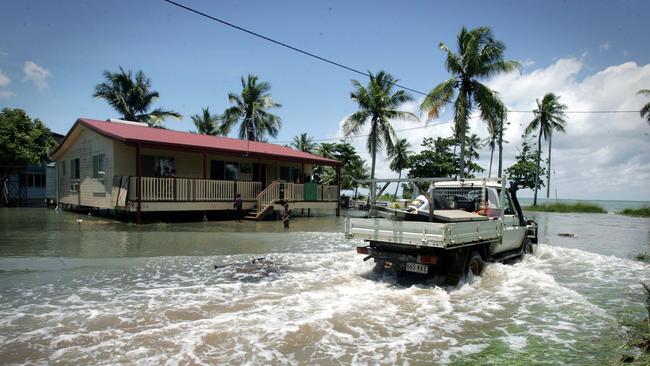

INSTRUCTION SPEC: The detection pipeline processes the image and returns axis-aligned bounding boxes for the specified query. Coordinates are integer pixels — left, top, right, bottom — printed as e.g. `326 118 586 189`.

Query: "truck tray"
345 217 501 248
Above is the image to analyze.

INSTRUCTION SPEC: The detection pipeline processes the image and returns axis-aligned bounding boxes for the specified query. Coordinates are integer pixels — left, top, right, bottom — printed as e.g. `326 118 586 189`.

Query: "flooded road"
0 208 649 364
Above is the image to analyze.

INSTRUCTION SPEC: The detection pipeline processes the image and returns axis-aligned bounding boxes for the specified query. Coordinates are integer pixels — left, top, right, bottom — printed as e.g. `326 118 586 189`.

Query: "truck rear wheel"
466 251 484 276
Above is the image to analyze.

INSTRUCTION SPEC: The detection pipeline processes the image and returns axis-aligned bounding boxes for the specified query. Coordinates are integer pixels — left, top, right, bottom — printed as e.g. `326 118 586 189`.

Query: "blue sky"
1 0 649 200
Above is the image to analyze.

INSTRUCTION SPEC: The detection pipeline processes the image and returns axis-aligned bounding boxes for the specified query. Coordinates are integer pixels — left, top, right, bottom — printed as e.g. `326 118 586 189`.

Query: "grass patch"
619 207 650 218
523 202 606 213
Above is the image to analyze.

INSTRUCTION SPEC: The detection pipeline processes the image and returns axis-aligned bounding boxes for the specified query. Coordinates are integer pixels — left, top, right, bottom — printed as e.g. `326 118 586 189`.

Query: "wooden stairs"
242 203 275 221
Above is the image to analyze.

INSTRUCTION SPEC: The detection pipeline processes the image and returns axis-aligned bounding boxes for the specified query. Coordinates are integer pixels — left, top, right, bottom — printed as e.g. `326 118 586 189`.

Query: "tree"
525 93 567 204
506 139 545 191
93 67 181 127
0 108 56 205
347 158 369 199
407 137 458 179
465 133 481 170
420 26 519 178
191 107 224 136
401 183 414 199
314 142 368 197
388 138 412 198
291 133 316 153
343 70 418 200
482 103 508 177
221 75 282 141
639 89 650 125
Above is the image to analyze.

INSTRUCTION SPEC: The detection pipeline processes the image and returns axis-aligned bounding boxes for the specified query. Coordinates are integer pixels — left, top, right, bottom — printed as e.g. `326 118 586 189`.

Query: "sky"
1 0 649 200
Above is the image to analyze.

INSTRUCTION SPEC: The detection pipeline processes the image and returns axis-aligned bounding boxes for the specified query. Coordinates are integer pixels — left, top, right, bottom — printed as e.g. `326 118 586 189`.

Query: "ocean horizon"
517 197 649 212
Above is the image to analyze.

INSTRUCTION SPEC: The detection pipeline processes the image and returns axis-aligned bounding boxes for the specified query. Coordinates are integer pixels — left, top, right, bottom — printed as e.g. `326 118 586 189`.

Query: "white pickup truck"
345 178 538 284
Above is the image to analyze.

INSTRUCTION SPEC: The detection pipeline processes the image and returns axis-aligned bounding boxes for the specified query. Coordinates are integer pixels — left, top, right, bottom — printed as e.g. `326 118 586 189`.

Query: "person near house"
233 193 243 222
281 202 292 229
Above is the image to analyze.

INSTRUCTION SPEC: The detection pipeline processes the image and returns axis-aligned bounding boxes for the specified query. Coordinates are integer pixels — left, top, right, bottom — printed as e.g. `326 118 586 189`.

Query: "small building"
50 118 342 222
2 132 63 207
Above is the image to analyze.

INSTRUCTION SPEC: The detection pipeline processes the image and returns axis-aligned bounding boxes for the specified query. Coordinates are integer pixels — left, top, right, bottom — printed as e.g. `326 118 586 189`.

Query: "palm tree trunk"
370 139 377 203
458 130 466 179
546 134 552 199
497 126 504 177
488 140 495 178
533 127 542 206
394 171 401 199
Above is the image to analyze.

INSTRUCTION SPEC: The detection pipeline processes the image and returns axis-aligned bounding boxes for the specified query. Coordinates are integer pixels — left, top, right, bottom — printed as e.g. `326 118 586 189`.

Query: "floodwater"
0 208 648 364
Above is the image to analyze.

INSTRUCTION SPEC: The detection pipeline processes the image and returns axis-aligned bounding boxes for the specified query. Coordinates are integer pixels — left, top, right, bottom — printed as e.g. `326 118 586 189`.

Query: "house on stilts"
50 118 341 222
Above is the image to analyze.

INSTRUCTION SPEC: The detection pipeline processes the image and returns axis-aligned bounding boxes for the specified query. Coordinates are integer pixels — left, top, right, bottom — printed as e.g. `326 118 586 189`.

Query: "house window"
291 168 302 183
210 160 225 180
141 155 175 177
225 162 239 180
31 174 45 187
71 158 80 180
93 154 105 178
240 163 252 174
279 166 291 181
70 158 80 192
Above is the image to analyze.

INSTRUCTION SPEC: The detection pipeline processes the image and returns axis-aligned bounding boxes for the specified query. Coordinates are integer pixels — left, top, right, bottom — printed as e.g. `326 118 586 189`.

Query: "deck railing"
123 176 338 208
127 177 261 202
323 185 339 201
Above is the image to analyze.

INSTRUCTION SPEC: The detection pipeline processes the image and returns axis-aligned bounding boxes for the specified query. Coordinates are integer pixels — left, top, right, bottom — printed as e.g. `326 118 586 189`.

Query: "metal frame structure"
355 176 507 222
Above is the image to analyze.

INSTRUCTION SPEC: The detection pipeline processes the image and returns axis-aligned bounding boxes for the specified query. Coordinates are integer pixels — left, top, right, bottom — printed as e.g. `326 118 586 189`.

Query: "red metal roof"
52 118 340 166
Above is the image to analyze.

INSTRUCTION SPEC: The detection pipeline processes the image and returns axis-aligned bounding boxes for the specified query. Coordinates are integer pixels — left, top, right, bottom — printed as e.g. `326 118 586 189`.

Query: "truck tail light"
356 246 369 255
417 255 438 264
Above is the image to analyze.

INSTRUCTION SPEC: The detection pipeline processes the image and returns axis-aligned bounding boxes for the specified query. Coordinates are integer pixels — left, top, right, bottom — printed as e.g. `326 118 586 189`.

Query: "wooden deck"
115 176 339 214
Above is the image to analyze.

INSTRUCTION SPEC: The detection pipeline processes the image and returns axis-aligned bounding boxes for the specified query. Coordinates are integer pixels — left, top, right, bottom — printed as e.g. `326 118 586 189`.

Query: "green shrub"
619 207 650 218
523 202 606 213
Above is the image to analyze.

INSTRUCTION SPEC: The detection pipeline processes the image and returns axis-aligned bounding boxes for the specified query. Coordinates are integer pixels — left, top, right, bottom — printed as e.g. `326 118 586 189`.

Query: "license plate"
406 262 428 274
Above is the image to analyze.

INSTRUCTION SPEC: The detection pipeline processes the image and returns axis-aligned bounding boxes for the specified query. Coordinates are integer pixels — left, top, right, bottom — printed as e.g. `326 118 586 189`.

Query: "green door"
304 183 317 200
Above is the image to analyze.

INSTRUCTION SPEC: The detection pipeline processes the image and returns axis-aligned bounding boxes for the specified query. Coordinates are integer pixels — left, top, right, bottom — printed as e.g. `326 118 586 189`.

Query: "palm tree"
93 67 181 127
465 133 481 174
221 75 282 141
388 138 412 199
482 103 508 177
420 26 519 178
191 107 223 136
291 133 317 153
343 70 418 200
639 89 650 124
525 93 567 205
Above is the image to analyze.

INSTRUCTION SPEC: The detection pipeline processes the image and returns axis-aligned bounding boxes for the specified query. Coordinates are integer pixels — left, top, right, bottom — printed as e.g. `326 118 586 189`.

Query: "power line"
161 0 426 97
509 110 640 113
162 0 642 115
273 120 454 144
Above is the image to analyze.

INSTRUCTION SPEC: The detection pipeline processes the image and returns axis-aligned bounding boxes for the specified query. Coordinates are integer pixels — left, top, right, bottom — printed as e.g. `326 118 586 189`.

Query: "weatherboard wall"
56 126 115 209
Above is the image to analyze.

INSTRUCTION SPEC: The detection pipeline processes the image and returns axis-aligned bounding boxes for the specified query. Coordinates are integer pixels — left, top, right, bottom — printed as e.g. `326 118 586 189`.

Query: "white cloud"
335 58 650 201
0 90 15 99
0 69 10 87
488 59 650 200
22 61 50 91
599 42 611 51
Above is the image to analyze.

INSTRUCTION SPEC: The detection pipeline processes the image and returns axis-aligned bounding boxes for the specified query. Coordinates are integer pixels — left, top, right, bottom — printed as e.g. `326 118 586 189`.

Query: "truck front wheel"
523 238 535 255
466 251 484 276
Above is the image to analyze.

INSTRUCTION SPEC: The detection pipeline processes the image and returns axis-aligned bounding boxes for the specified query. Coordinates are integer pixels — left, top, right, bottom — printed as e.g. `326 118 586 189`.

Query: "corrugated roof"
51 118 340 166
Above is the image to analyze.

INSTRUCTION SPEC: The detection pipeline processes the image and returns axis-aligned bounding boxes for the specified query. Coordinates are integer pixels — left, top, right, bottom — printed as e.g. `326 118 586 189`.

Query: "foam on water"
0 231 649 364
